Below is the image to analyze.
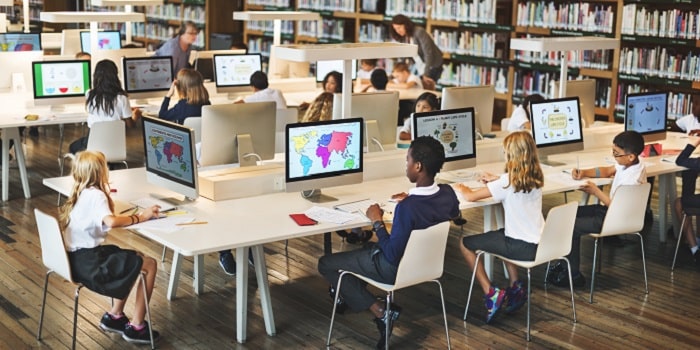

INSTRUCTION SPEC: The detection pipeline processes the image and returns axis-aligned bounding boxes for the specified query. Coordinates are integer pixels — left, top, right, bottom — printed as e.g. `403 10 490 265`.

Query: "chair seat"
347 272 396 292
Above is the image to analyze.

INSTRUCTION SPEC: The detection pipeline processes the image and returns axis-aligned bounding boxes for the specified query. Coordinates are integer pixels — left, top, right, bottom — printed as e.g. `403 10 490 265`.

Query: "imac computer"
529 96 584 166
0 50 44 90
31 60 91 110
315 59 357 82
625 91 668 143
141 115 199 201
213 53 262 95
285 117 364 202
91 47 148 79
554 79 596 128
190 49 246 81
412 107 477 171
441 85 495 137
122 56 173 103
331 91 399 152
79 30 122 54
0 33 42 51
199 102 277 167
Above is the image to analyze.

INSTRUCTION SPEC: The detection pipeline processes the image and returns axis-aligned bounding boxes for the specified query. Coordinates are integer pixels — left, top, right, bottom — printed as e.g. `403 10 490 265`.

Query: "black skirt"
68 244 143 300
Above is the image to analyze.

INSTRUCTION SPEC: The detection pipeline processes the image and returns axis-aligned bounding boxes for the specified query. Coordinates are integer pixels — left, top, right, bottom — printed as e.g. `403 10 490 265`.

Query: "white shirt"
86 93 132 128
487 173 544 244
399 115 413 135
392 74 423 89
508 104 529 131
357 68 374 80
674 113 700 134
64 187 114 251
243 88 287 109
610 162 646 200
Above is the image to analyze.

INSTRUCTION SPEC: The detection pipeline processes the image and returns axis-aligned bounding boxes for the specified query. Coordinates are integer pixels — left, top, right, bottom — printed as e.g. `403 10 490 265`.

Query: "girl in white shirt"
60 150 161 344
507 93 545 132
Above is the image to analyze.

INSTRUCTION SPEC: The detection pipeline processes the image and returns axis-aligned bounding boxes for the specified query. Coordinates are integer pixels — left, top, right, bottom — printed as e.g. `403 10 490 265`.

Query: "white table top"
91 0 162 5
233 11 321 21
510 36 619 52
40 11 145 23
273 42 418 62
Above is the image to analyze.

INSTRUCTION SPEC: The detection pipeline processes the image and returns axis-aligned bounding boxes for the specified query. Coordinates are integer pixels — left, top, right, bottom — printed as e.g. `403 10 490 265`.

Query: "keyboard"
334 199 379 214
130 197 177 212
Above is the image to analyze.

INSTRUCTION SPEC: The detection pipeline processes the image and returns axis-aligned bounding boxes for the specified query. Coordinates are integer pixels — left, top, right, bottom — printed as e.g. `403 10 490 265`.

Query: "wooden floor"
2 123 700 349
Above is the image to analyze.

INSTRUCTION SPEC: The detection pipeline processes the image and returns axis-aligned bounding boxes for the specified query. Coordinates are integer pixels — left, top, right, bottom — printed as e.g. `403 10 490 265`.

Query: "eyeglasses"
185 31 199 36
612 152 631 158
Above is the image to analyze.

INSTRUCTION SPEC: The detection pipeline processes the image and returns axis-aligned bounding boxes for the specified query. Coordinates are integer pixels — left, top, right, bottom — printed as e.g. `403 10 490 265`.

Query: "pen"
576 156 580 172
119 206 137 214
176 221 208 226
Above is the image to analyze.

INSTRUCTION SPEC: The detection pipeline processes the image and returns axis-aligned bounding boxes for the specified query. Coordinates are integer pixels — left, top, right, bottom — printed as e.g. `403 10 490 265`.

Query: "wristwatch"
372 221 385 232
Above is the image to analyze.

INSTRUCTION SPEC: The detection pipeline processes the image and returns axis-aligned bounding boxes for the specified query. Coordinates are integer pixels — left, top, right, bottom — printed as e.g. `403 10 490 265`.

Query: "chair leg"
635 232 649 294
161 245 167 262
37 271 52 340
139 272 155 350
589 238 600 304
562 257 577 323
72 285 83 350
326 271 348 347
385 293 391 350
432 280 451 349
463 251 483 320
672 214 687 270
526 268 531 342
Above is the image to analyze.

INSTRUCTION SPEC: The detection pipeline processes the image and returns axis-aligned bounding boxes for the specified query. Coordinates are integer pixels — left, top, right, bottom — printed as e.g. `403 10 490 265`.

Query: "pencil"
176 221 208 226
119 206 137 214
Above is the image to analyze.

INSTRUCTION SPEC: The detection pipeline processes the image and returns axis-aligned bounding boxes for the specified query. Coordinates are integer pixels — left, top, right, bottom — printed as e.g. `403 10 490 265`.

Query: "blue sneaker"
218 251 236 276
484 287 505 323
503 281 527 314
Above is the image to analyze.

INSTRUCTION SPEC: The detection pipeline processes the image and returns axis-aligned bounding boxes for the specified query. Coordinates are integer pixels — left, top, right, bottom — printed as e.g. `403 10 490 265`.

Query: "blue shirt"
159 97 210 124
155 35 192 73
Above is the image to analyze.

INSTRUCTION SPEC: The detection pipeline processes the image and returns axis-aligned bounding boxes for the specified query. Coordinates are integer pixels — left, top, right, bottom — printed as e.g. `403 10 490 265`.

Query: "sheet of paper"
304 206 363 225
130 215 196 233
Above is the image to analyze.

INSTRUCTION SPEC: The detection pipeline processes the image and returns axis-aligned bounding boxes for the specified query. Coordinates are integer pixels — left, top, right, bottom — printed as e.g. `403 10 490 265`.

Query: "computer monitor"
529 96 584 166
32 60 92 109
80 30 122 54
412 107 477 171
141 115 199 200
213 53 262 94
0 33 42 51
91 47 148 79
554 79 596 128
199 102 276 167
285 117 364 202
331 91 399 152
190 49 246 81
315 59 357 82
122 56 173 102
441 85 495 136
60 29 83 56
0 51 44 90
268 57 311 80
625 91 668 143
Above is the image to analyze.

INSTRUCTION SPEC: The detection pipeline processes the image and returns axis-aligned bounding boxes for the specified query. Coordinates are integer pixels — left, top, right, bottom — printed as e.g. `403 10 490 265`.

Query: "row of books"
621 4 700 40
516 1 615 33
144 3 181 20
432 29 498 58
439 62 508 93
514 48 613 71
182 4 206 24
386 0 428 18
511 71 608 102
298 19 345 41
430 0 496 24
614 83 694 120
298 0 355 12
247 20 295 35
620 47 700 82
359 22 388 43
246 0 291 8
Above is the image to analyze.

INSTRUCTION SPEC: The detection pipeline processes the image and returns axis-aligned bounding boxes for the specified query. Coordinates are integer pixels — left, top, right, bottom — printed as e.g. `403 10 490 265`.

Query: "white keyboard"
130 197 177 212
334 199 379 214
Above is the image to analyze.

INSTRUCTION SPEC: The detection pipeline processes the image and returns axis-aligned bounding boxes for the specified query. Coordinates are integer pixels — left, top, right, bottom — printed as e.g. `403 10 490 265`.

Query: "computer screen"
199 102 277 167
625 91 668 143
190 49 246 81
80 30 122 53
285 118 364 197
441 85 495 135
32 60 92 106
331 91 399 152
529 96 584 165
412 107 477 171
122 56 173 101
315 59 357 82
0 33 42 51
142 116 199 200
213 53 262 94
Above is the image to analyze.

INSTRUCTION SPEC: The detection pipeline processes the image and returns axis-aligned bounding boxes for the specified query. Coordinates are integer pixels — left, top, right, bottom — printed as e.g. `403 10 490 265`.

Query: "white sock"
691 246 699 254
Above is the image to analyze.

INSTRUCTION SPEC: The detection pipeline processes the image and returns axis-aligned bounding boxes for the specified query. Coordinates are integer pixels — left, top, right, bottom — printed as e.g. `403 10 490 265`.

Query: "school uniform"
508 105 529 131
675 114 700 133
243 88 288 109
69 93 132 154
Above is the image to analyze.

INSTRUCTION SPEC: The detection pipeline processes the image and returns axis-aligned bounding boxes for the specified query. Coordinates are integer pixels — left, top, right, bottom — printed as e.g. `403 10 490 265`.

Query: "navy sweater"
159 97 211 124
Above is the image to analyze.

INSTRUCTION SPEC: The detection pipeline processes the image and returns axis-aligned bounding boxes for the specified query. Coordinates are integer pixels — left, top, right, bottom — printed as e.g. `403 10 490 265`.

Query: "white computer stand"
90 0 163 44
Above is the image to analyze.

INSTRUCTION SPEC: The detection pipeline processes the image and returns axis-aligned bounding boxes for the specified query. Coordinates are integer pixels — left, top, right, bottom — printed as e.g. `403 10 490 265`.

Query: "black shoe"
328 286 348 314
122 321 160 344
546 261 566 282
99 312 129 334
694 250 700 267
374 305 402 350
550 270 586 288
218 251 236 276
346 229 373 244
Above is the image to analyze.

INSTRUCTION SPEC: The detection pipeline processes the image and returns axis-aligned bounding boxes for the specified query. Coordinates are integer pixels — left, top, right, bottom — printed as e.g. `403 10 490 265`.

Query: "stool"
671 206 700 270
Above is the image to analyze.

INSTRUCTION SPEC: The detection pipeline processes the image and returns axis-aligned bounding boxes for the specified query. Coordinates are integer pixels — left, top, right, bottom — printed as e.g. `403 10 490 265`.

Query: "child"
75 51 91 60
361 68 389 93
69 59 139 154
507 93 545 131
548 130 646 288
387 62 423 90
456 131 545 323
674 136 700 265
159 68 211 124
670 93 700 136
398 92 439 140
237 70 287 109
357 58 377 84
301 92 335 123
298 71 342 111
59 150 161 344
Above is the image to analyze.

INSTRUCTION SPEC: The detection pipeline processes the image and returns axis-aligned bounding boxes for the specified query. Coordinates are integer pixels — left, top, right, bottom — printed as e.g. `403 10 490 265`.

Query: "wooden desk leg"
166 251 183 301
252 245 276 336
193 254 204 295
236 247 250 343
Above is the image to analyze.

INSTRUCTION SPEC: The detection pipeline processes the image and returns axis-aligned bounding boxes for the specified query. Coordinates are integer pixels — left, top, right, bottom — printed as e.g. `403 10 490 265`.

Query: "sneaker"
122 322 160 344
346 228 373 244
546 261 566 282
550 270 586 288
503 281 527 314
99 312 129 334
219 251 236 276
374 305 402 350
484 287 505 323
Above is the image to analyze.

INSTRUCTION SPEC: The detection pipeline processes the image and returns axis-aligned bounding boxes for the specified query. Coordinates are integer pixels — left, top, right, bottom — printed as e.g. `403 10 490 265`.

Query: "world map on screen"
290 129 358 177
148 135 190 174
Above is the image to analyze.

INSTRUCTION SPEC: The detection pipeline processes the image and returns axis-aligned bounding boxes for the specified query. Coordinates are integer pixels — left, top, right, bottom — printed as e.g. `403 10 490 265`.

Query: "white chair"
672 206 700 270
183 117 202 143
463 201 579 341
35 209 155 350
500 117 511 132
60 120 128 176
587 183 651 303
326 221 452 349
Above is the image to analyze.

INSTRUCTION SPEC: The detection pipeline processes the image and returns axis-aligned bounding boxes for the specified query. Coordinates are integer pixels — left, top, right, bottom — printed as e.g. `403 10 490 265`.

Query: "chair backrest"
393 221 451 289
533 201 579 264
183 117 202 143
87 120 126 163
275 107 299 153
500 117 511 132
599 183 652 236
34 209 74 283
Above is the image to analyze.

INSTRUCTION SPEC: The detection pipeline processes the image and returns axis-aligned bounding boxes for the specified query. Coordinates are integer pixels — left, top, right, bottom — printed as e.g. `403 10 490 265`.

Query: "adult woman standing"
390 14 443 87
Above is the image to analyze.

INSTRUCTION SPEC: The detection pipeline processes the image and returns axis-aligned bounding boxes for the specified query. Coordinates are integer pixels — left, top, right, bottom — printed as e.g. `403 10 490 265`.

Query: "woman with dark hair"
390 14 443 84
322 70 343 93
507 93 545 131
69 59 139 154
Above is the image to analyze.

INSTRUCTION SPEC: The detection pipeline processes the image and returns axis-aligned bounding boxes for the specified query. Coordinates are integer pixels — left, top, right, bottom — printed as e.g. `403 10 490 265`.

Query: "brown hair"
175 68 209 105
392 62 410 73
502 131 544 193
59 151 114 230
302 92 334 123
390 15 415 42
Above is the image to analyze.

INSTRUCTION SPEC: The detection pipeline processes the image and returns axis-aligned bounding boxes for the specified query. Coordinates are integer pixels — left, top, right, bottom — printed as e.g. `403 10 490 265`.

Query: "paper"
130 215 196 233
304 206 363 224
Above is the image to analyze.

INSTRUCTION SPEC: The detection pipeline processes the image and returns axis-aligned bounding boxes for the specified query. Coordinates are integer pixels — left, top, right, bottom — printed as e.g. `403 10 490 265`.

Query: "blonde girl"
159 68 211 124
301 92 335 123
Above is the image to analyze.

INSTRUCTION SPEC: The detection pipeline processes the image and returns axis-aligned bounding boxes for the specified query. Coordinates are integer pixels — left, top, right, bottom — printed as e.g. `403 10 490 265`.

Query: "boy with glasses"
155 21 199 73
548 131 646 288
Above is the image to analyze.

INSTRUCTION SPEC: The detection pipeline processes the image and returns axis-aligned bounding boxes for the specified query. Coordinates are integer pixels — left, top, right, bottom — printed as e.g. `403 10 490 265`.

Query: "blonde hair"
302 92 334 123
59 150 114 230
392 62 410 73
176 68 209 105
502 131 544 193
